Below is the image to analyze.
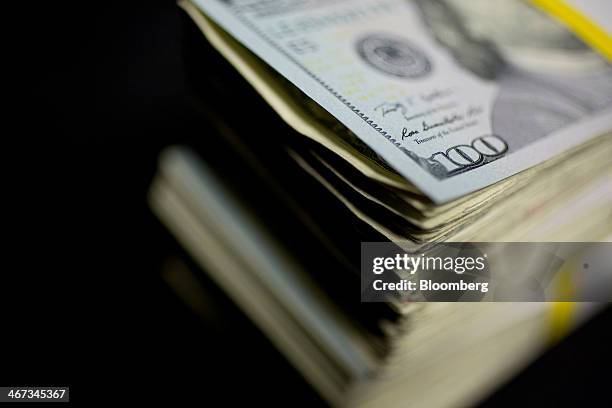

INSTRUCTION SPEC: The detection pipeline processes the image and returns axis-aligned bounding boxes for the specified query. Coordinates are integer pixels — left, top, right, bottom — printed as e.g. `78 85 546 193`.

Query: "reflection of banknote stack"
150 0 612 406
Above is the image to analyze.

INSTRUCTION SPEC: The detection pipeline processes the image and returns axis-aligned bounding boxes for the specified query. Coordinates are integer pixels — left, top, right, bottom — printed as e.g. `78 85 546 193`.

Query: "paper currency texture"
193 0 612 202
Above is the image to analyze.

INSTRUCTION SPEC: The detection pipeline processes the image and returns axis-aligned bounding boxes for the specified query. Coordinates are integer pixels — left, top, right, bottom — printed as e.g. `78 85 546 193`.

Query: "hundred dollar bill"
191 0 612 203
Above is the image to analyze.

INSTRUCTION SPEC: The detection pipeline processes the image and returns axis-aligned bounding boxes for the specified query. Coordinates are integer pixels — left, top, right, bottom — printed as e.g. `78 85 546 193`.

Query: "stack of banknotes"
150 0 612 407
181 0 612 248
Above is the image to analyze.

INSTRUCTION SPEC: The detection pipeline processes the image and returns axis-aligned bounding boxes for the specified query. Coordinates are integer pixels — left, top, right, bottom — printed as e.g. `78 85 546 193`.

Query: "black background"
4 0 611 405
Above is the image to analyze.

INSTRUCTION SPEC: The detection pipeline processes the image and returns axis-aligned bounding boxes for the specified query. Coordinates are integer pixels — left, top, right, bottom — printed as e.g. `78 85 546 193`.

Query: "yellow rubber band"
549 259 577 344
549 302 575 344
528 0 612 61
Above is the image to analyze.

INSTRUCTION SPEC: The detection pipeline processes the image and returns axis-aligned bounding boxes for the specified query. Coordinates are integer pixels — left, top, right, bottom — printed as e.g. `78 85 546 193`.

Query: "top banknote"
193 0 612 203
